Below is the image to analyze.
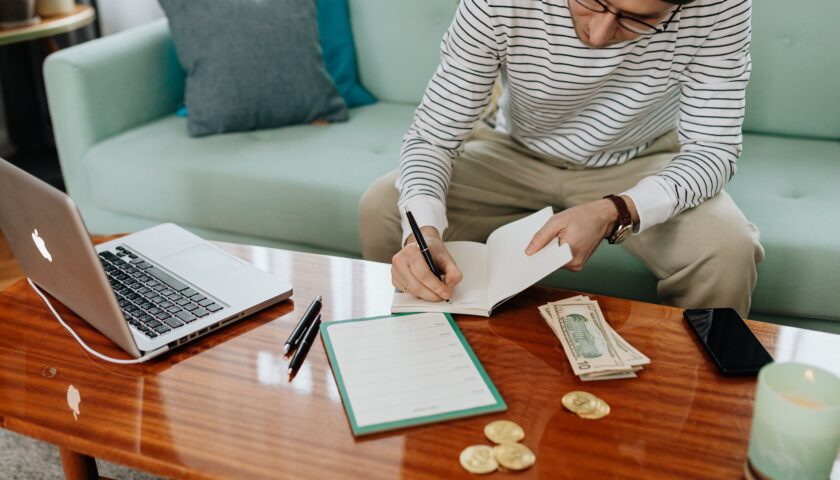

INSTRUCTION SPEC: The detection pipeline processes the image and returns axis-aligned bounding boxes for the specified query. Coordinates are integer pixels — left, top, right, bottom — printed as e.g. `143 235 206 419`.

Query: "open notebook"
392 207 573 317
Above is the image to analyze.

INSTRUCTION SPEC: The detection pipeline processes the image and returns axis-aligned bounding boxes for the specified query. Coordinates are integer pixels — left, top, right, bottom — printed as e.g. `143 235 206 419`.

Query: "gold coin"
484 420 525 444
562 391 599 415
492 442 536 471
579 399 611 420
459 445 499 474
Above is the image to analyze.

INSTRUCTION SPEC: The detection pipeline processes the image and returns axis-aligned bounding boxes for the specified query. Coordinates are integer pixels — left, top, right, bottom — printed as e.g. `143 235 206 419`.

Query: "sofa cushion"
349 0 456 105
729 134 840 321
86 111 840 321
317 0 377 108
160 0 348 137
84 102 415 255
544 134 840 322
744 0 840 140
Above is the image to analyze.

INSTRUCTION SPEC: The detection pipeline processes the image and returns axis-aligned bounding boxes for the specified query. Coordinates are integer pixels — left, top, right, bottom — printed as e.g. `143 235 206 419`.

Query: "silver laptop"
0 158 293 360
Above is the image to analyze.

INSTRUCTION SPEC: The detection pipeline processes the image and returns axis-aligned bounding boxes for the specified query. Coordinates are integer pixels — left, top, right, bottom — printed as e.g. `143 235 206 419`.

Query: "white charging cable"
28 278 157 364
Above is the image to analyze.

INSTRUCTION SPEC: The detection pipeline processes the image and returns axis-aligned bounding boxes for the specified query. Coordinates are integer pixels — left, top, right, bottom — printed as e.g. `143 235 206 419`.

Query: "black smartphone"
684 308 773 376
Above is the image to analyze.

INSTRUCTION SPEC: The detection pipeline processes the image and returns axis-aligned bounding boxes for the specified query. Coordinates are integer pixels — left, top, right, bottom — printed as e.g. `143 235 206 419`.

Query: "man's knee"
700 219 764 271
359 171 401 262
732 226 764 266
700 226 762 317
636 192 764 317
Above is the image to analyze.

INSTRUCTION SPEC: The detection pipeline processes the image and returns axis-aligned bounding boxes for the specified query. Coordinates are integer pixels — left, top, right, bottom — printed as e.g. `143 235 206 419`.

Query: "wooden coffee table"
0 238 837 479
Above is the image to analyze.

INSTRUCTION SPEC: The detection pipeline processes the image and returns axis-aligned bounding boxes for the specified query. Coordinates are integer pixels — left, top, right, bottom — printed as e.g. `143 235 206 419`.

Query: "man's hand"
391 226 463 301
525 197 637 271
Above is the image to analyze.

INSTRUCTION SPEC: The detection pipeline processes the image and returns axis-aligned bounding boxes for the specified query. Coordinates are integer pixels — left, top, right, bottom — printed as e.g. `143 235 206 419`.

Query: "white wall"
97 0 164 36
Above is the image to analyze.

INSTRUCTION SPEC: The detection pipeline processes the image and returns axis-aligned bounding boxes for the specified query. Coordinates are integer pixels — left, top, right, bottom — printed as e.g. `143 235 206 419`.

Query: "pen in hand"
405 209 450 302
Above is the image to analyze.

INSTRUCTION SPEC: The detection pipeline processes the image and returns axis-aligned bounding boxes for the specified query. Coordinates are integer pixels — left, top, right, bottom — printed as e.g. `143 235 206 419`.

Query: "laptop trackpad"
160 244 246 300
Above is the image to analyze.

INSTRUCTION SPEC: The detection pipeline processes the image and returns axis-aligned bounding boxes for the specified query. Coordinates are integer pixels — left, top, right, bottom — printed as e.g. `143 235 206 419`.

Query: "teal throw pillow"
160 0 348 137
317 0 376 108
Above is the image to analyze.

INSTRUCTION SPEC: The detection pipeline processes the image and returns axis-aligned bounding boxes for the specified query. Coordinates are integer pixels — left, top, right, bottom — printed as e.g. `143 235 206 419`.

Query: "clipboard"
321 312 507 436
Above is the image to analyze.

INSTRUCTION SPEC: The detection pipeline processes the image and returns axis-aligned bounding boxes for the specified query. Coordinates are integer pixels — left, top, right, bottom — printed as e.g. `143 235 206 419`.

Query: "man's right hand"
391 226 463 302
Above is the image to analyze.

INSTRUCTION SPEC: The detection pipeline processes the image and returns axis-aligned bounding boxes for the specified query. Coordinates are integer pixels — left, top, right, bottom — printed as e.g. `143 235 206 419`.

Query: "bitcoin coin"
492 443 536 471
578 399 611 420
484 420 525 444
459 445 499 474
562 391 599 415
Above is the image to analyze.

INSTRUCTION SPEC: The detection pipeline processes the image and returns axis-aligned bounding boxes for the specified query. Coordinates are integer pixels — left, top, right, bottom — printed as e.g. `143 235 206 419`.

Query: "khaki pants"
359 124 765 317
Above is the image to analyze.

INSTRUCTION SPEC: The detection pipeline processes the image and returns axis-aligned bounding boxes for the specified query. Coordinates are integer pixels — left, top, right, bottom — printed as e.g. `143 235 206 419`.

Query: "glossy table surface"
1 239 838 479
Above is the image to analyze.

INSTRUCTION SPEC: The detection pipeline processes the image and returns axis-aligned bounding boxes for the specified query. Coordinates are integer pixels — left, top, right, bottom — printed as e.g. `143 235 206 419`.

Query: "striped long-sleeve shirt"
397 0 751 239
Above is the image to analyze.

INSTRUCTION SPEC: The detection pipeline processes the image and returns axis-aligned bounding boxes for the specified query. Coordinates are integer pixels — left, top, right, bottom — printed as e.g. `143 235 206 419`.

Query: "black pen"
283 295 322 354
405 209 444 281
288 315 321 376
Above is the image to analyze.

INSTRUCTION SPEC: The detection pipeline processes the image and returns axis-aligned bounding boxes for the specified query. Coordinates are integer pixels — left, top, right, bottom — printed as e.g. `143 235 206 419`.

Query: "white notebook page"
326 313 498 428
391 241 489 313
487 207 573 304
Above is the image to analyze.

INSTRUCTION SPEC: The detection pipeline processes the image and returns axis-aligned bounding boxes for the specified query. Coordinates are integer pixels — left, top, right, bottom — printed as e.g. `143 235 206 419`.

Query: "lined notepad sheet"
322 312 506 436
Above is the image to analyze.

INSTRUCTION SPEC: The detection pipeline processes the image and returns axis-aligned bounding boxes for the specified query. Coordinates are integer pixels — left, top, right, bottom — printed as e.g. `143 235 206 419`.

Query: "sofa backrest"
350 0 839 141
744 0 840 140
349 0 457 105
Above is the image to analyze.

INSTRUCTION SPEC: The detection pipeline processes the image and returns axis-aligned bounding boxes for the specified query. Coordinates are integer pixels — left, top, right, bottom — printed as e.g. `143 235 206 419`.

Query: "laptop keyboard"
98 246 224 339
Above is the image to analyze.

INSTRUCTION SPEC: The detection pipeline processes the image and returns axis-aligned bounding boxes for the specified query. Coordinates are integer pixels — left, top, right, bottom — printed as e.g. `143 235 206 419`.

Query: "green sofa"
43 0 840 333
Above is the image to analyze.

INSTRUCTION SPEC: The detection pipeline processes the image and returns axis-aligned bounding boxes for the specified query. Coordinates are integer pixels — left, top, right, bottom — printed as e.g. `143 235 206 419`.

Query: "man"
359 0 764 318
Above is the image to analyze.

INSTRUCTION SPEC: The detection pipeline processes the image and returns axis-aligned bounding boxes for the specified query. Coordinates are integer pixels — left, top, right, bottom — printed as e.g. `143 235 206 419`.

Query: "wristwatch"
603 195 633 245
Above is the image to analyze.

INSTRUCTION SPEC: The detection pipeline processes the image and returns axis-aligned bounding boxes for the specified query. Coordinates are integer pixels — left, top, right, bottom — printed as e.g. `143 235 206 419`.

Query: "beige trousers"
359 123 765 317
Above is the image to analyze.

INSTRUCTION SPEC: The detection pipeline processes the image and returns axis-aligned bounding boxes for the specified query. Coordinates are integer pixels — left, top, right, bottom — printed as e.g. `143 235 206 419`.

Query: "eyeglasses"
574 0 681 35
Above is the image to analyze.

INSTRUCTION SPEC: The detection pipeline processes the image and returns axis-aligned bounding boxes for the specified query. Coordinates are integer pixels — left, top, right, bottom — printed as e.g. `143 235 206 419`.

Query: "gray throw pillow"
160 0 348 137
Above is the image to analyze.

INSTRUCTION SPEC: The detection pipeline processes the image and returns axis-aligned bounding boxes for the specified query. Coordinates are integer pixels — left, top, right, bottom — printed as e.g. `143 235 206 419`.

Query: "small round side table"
0 4 95 47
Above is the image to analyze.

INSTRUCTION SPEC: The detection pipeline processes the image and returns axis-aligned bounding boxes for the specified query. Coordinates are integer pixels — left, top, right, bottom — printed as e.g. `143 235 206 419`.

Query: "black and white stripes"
397 0 751 236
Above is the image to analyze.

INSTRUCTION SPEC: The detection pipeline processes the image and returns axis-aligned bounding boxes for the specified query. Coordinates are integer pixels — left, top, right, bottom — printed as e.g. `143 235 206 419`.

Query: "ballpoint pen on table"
283 295 322 354
288 315 321 376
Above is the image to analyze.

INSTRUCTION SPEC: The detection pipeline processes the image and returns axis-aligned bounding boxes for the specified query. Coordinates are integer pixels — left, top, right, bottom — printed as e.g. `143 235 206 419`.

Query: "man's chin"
573 24 621 48
574 27 597 47
578 34 621 48
579 35 597 48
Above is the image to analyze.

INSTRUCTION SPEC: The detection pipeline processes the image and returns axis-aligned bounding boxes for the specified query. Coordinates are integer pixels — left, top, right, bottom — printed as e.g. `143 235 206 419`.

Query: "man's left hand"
525 198 631 271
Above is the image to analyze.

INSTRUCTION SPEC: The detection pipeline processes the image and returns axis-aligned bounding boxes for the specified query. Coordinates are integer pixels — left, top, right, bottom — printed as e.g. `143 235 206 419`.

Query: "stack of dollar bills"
539 295 650 381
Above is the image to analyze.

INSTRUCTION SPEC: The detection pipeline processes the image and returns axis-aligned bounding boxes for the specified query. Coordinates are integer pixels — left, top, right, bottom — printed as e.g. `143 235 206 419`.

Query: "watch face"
614 224 632 244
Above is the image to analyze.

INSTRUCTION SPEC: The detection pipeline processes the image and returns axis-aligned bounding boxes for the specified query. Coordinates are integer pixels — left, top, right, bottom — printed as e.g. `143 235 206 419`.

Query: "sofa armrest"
44 19 184 204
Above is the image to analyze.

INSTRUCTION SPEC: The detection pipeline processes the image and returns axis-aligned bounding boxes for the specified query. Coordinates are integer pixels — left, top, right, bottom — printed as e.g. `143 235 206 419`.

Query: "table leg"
59 447 99 480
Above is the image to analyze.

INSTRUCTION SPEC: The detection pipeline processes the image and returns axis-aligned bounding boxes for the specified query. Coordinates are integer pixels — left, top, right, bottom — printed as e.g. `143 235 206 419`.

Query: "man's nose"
588 13 620 46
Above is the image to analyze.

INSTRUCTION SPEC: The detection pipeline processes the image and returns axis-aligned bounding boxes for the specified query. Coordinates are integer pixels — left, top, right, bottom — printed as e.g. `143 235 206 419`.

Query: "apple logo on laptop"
31 229 52 262
67 385 81 420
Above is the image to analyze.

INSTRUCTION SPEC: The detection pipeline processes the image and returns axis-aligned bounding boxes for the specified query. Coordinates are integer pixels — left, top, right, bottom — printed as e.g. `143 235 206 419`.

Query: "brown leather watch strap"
603 194 632 239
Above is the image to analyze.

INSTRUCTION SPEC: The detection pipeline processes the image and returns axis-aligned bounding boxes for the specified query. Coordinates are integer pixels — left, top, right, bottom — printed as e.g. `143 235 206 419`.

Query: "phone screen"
684 308 774 376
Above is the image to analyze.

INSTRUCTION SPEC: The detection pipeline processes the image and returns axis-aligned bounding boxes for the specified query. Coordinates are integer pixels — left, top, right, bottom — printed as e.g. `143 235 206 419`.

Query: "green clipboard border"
320 312 507 436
